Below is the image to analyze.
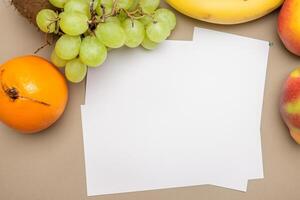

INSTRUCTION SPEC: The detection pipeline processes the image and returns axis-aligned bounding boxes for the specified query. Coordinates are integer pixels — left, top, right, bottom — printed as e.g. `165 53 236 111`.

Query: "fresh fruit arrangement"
0 56 68 134
165 0 284 25
35 0 176 83
5 0 300 141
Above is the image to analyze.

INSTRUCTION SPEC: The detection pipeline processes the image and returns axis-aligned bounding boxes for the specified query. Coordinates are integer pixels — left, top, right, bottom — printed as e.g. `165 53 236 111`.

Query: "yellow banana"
165 0 284 25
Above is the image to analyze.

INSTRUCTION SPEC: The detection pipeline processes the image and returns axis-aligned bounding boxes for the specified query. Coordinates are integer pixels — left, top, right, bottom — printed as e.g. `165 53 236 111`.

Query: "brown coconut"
11 0 56 26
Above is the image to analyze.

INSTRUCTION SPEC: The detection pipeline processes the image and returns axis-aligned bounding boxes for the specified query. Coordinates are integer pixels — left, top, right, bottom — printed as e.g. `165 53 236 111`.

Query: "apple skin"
278 0 300 56
280 68 300 144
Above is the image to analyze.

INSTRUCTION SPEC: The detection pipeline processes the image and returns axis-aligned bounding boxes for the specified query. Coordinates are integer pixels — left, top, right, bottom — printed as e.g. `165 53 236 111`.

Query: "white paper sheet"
81 105 249 195
191 27 268 189
192 28 250 188
191 27 267 180
81 28 269 196
84 37 250 192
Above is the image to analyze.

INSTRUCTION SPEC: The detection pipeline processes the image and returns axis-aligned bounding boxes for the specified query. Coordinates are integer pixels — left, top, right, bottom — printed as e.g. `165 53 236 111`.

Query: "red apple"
280 68 300 144
278 0 300 56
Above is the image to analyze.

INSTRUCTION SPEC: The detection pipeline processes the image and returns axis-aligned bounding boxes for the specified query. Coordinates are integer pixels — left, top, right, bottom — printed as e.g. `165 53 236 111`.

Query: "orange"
0 55 68 134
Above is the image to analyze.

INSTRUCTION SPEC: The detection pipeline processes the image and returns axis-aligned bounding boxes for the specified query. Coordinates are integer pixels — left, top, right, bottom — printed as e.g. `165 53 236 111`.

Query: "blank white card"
82 28 269 196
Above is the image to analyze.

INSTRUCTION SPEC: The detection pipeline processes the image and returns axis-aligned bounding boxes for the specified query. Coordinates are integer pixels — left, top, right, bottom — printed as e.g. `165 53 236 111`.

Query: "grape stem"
100 5 106 21
110 0 119 16
34 33 52 54
88 0 154 29
101 0 119 19
34 16 59 54
89 0 96 17
120 8 140 20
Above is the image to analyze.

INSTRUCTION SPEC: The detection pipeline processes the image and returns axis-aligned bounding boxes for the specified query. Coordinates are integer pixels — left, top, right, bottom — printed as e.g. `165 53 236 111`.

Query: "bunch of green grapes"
36 0 176 83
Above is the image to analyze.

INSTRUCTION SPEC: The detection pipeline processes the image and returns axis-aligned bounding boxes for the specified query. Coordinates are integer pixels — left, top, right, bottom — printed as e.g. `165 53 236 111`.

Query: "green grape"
98 0 113 15
117 0 134 9
154 8 176 30
59 12 89 36
95 5 103 16
139 15 152 26
49 0 68 8
122 19 145 48
141 35 158 50
86 0 99 10
101 0 113 7
36 9 58 33
95 22 126 48
65 59 87 83
128 0 140 11
104 7 113 15
58 11 67 19
118 10 127 22
83 31 90 37
79 36 107 67
139 0 160 14
146 21 170 43
64 0 90 18
105 16 121 24
51 50 68 67
55 35 81 60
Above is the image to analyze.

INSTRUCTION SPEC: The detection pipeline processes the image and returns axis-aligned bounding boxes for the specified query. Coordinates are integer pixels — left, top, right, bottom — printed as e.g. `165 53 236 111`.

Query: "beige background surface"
1 1 300 199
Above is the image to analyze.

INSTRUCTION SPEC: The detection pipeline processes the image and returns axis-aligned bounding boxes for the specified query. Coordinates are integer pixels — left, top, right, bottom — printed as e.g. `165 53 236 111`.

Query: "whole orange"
0 55 68 134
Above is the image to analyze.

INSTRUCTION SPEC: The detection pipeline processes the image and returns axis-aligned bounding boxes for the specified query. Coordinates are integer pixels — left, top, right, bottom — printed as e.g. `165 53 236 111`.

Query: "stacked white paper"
81 28 269 196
